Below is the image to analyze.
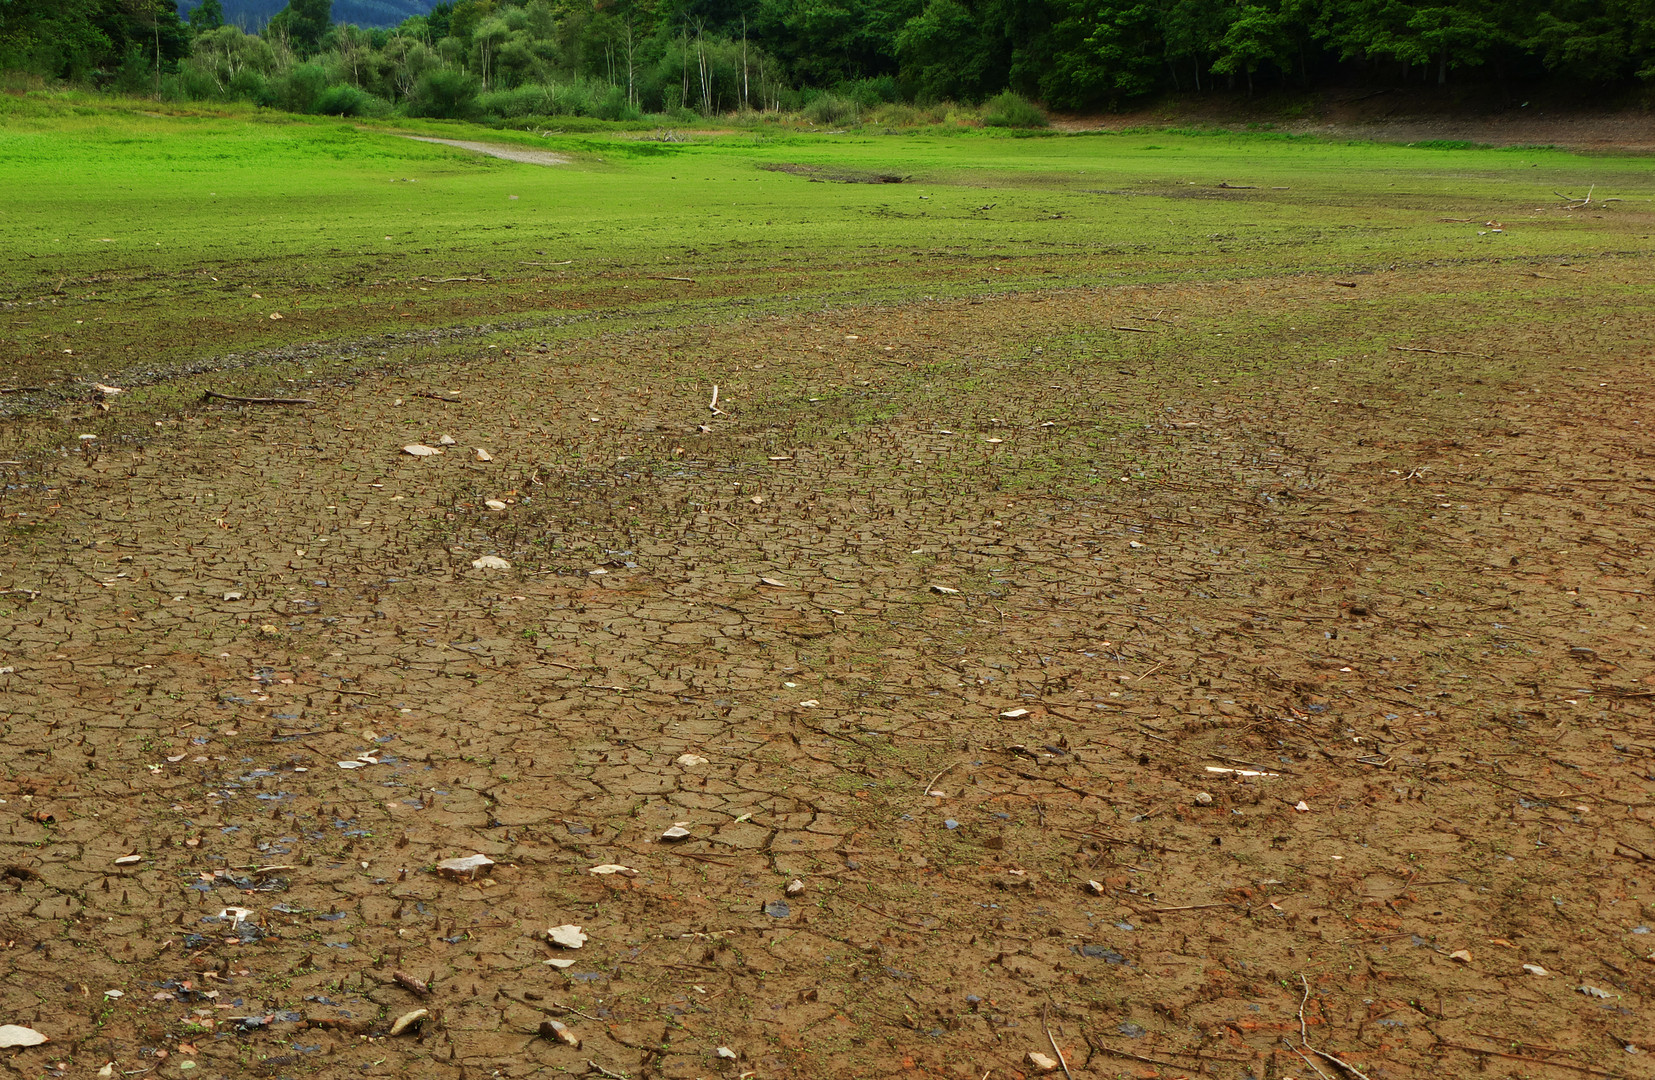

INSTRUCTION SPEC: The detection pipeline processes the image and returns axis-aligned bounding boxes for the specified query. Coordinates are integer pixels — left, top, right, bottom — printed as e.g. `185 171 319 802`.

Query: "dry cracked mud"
1 268 1653 1080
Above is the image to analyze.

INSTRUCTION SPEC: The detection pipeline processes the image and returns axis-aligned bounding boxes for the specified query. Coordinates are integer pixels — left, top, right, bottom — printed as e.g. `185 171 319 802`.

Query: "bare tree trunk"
696 22 710 116
624 19 635 106
741 16 749 110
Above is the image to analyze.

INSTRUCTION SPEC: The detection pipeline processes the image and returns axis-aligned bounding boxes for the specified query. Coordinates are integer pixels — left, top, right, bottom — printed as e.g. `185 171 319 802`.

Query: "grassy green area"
1 91 1651 437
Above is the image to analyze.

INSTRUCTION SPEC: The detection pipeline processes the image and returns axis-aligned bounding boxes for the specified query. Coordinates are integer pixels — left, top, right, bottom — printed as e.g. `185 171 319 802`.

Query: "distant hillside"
178 0 436 30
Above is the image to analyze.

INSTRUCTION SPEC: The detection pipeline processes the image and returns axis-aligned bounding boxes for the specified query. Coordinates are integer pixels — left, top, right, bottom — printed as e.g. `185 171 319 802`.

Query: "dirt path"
0 265 1652 1079
1053 102 1655 153
398 134 572 166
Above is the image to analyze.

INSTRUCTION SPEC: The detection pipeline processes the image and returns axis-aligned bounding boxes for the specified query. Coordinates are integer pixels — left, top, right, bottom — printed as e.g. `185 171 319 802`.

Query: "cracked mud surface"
1 266 1654 1080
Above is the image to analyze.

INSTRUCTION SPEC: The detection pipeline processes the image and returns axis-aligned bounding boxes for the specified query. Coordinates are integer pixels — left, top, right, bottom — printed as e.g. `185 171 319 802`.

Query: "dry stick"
1042 1003 1074 1080
586 1060 629 1080
656 276 696 283
838 895 931 929
1084 1036 1197 1071
1287 1040 1335 1080
1297 974 1372 1080
1111 325 1155 333
0 387 45 394
1439 1043 1612 1076
922 760 959 796
708 384 725 416
652 848 736 867
1131 659 1167 682
1390 345 1492 359
202 391 317 405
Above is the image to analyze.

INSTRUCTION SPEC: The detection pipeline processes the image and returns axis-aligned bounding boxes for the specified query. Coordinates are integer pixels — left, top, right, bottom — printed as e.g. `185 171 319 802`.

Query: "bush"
802 91 857 126
549 81 595 115
313 84 382 116
476 84 552 119
981 90 1046 128
108 48 155 96
276 63 330 113
592 85 640 121
174 61 223 101
835 75 901 108
227 68 274 106
408 68 479 119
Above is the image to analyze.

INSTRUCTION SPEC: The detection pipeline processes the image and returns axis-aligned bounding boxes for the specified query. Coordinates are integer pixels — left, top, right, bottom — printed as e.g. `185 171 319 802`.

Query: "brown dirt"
1 266 1653 1080
1053 96 1655 154
396 136 573 167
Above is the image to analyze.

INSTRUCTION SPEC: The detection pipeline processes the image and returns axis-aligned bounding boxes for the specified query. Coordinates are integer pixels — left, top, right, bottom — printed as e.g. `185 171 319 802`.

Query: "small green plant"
981 90 1046 128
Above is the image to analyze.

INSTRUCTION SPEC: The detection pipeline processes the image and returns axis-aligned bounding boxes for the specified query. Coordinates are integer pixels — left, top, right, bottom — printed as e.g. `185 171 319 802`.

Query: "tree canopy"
4 0 1654 111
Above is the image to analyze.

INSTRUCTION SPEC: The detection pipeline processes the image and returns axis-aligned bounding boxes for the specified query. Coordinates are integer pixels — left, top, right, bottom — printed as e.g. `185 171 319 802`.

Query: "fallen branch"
414 390 461 403
202 391 317 406
656 276 696 283
708 384 725 416
417 275 489 283
0 386 46 394
586 1060 630 1080
1555 185 1594 207
1111 325 1155 333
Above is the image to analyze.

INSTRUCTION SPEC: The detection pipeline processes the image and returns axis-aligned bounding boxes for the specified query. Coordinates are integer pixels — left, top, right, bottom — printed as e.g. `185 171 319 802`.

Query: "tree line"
3 0 1652 119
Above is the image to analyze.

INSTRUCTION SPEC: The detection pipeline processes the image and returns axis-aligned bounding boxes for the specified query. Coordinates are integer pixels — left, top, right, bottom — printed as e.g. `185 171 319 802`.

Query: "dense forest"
3 0 1653 119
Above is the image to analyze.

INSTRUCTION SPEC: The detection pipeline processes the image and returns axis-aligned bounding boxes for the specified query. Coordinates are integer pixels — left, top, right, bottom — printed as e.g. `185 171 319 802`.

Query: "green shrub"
592 85 640 121
477 84 552 119
227 68 274 107
835 76 900 108
981 90 1046 128
802 91 857 126
174 62 223 101
313 84 382 117
408 68 479 119
276 63 329 113
549 81 595 115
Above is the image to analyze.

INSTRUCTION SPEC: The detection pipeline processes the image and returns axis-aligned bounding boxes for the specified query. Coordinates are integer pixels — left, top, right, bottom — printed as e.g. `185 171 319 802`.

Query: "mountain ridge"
180 0 437 30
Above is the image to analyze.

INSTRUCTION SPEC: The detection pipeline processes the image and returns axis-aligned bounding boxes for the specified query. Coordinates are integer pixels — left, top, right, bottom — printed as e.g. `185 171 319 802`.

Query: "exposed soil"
396 135 573 167
1 264 1653 1080
1054 95 1655 154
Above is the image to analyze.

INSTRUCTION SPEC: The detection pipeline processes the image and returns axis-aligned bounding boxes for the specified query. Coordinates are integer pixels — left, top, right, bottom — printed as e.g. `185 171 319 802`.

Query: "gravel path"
399 134 571 166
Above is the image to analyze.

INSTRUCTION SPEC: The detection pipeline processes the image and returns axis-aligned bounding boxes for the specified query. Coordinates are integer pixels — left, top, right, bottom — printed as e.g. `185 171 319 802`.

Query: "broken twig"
202 391 316 406
1043 1003 1075 1080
